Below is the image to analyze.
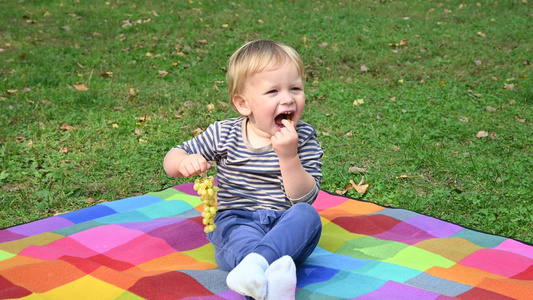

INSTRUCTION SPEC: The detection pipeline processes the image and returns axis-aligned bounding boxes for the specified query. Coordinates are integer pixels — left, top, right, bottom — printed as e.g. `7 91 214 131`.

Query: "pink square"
312 191 350 210
18 237 99 260
69 225 144 253
103 234 177 265
494 239 533 259
460 248 533 277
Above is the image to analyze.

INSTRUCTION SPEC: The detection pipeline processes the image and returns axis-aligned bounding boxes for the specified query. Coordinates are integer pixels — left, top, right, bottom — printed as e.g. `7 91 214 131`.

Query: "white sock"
226 253 269 300
264 256 296 300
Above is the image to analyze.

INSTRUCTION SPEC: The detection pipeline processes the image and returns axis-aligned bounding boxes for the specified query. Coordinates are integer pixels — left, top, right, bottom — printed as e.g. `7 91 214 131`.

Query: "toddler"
164 40 323 300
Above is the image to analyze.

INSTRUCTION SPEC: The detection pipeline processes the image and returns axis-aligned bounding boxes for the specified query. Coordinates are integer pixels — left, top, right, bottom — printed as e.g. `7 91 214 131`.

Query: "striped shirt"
168 117 323 211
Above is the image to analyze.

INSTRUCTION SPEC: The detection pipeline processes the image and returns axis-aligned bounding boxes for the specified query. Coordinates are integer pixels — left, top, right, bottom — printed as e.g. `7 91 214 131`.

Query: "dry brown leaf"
59 147 68 154
515 116 526 123
193 128 203 137
101 72 113 78
458 117 469 122
349 166 367 173
7 89 18 94
134 128 144 136
503 83 515 90
158 70 169 77
74 82 89 91
360 65 369 72
400 38 408 46
476 131 489 138
392 145 401 151
60 122 74 131
113 106 125 111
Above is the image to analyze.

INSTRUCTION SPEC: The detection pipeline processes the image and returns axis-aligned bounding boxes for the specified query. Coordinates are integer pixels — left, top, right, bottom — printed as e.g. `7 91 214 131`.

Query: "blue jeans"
206 202 322 271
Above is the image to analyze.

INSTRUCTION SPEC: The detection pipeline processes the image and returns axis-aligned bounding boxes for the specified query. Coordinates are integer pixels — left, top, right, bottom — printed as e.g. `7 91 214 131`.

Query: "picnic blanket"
1 182 532 299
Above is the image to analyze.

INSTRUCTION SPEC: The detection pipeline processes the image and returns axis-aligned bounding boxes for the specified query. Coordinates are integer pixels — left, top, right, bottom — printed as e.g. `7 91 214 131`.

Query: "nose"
280 91 295 105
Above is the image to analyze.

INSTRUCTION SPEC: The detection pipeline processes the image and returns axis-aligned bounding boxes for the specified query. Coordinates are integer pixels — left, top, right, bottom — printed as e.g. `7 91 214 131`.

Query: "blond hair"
226 40 304 111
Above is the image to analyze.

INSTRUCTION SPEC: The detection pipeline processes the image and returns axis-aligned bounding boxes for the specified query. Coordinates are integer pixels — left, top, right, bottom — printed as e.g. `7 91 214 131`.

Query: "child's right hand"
177 154 211 177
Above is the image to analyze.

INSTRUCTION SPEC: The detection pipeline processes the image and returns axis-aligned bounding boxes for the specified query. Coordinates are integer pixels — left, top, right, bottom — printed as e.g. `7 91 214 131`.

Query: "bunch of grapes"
193 175 219 233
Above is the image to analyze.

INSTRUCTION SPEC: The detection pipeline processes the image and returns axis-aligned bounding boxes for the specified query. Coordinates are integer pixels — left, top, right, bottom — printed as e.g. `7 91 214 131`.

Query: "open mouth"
274 111 294 130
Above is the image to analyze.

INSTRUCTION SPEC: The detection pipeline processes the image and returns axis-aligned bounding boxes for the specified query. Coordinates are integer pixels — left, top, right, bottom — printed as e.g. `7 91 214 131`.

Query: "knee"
291 202 321 224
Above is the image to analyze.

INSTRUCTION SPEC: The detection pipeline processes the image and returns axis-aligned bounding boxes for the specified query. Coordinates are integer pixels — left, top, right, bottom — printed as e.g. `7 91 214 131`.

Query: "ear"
232 94 252 117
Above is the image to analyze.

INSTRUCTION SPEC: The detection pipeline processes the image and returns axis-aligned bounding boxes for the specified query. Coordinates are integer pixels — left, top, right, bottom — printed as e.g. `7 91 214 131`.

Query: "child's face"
237 60 305 139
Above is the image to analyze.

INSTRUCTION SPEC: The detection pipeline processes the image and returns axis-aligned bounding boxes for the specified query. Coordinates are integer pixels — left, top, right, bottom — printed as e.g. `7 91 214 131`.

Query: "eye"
291 87 302 91
266 89 278 94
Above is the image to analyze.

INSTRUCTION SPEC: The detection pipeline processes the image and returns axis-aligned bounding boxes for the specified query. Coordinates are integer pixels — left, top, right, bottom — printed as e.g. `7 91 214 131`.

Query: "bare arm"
164 148 211 178
271 119 316 199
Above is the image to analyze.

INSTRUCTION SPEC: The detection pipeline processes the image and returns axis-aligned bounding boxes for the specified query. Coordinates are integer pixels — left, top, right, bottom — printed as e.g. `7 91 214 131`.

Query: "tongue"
275 114 286 125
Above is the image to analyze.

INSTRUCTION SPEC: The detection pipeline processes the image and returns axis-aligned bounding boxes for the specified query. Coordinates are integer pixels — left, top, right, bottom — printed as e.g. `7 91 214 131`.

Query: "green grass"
1 0 532 243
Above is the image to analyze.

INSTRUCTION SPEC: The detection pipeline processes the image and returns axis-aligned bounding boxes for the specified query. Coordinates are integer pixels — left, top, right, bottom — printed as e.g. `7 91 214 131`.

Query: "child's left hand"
271 119 298 160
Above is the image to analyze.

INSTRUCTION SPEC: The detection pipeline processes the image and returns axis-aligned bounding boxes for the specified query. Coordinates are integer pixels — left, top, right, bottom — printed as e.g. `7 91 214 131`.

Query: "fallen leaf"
60 122 74 131
515 116 526 123
392 145 400 151
87 197 95 204
477 31 486 38
349 166 367 173
62 26 71 31
193 128 203 137
318 42 328 48
129 88 139 96
486 106 497 111
7 89 18 94
439 81 446 86
113 106 125 111
476 131 489 138
112 123 119 128
474 60 482 66
490 132 498 140
396 174 423 179
100 72 113 78
134 128 144 136
353 99 364 106
360 65 369 72
390 96 396 101
503 83 515 90
207 103 215 112
458 117 469 122
350 178 368 194
74 82 89 91
59 147 68 154
399 38 408 46
158 70 168 77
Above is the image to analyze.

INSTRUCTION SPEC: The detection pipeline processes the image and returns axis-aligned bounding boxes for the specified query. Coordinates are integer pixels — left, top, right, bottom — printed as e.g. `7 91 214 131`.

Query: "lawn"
1 0 532 243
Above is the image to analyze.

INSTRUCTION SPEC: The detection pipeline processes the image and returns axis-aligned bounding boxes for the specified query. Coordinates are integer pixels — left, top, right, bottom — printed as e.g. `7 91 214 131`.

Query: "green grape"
195 175 218 233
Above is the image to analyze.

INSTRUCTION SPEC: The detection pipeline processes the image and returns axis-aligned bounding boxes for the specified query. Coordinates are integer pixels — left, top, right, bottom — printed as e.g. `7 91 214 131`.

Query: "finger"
281 119 294 130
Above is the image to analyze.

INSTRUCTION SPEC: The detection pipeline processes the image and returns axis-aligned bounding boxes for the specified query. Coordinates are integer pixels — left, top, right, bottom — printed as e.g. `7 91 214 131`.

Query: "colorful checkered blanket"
1 183 532 299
